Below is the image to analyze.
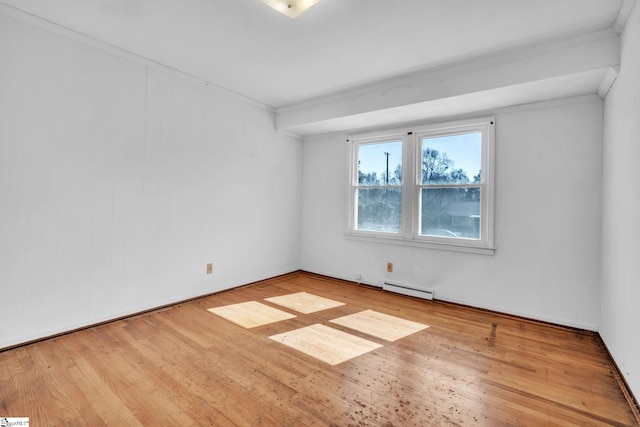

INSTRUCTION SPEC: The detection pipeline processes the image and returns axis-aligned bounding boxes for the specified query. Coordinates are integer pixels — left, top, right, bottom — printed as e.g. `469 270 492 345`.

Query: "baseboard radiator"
383 281 434 300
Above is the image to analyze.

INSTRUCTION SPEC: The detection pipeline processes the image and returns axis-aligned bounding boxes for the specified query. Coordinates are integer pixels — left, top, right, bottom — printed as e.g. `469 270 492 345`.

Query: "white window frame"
346 117 495 255
347 132 408 236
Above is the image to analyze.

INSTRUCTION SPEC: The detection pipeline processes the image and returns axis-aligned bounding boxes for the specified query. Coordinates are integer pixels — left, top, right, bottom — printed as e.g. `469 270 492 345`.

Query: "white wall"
601 1 640 401
301 97 603 330
0 13 302 348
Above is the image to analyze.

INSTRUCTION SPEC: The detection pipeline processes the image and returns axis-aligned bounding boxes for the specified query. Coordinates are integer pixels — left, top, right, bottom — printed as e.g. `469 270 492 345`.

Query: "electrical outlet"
206 263 213 274
387 262 393 273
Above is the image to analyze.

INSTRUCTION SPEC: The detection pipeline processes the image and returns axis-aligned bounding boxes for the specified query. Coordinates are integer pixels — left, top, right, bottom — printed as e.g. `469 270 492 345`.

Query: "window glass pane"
421 187 481 239
358 141 402 186
421 132 481 185
357 188 401 233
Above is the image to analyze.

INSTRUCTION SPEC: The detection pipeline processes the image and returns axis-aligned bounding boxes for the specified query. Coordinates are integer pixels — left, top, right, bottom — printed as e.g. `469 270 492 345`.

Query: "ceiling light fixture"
261 0 320 19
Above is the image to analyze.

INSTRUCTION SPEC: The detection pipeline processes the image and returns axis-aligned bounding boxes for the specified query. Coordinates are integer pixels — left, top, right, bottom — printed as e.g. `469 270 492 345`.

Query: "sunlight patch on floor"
265 292 345 314
330 309 429 341
207 301 296 328
269 324 382 365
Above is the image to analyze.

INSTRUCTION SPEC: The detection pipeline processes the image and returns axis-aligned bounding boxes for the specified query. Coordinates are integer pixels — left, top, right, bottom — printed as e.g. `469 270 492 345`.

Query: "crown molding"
0 2 274 112
598 66 621 98
615 0 637 33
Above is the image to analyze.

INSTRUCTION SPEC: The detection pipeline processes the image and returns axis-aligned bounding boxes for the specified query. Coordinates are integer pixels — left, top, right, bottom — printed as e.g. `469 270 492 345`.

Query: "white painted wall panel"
601 0 640 402
301 98 603 330
0 12 302 348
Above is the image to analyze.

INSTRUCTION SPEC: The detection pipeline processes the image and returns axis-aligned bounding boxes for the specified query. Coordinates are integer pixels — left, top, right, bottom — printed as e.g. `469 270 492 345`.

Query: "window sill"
344 232 495 255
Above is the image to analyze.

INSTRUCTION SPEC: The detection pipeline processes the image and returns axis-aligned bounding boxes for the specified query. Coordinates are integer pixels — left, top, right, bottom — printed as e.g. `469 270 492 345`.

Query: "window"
347 117 495 254
354 137 404 233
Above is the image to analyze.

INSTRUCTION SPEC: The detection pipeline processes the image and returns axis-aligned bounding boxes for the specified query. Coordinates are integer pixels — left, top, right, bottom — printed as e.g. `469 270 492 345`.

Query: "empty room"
1 0 639 425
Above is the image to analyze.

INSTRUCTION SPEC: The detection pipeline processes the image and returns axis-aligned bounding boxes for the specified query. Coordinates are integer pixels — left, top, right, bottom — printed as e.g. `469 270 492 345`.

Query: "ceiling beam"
276 29 620 135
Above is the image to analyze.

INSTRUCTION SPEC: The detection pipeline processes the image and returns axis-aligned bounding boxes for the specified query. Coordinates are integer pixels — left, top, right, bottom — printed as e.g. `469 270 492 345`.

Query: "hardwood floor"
1 272 638 426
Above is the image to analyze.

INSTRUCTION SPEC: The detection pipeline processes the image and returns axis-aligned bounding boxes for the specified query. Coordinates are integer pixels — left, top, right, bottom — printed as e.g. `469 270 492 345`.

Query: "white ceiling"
0 0 630 135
